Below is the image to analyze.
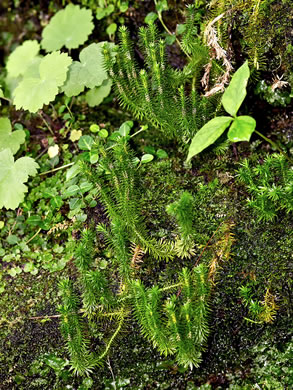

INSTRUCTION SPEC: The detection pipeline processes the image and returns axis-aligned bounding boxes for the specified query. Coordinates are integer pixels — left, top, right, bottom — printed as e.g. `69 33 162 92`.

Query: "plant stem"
255 130 292 164
39 162 74 176
25 228 41 245
39 112 54 135
154 0 192 60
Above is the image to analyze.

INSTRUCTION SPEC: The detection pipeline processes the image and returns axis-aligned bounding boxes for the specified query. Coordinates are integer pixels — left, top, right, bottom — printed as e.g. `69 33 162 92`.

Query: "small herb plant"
0 117 39 209
187 61 256 161
4 4 115 113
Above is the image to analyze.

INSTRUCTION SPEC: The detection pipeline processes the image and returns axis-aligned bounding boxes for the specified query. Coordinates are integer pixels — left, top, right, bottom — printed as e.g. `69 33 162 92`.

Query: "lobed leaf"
0 149 39 209
6 40 40 78
85 79 112 107
13 51 72 113
0 117 25 154
63 42 115 97
41 4 94 52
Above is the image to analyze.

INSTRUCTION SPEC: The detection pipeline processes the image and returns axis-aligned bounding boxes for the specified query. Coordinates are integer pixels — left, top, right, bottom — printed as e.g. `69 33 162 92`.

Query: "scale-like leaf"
0 117 25 154
13 51 72 113
227 116 256 142
6 40 40 78
41 4 94 52
0 149 39 209
222 61 250 117
187 117 232 161
85 79 112 107
63 43 112 97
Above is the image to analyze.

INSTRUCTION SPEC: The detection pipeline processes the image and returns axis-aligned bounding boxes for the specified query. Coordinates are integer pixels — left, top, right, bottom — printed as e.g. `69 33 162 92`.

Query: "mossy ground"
0 1 292 389
0 139 292 389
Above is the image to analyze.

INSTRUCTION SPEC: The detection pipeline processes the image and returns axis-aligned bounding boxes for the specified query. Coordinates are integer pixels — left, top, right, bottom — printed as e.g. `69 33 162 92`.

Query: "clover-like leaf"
13 51 72 113
41 4 94 52
0 149 39 209
85 79 112 107
228 116 256 142
0 117 25 154
6 40 40 78
187 116 233 161
222 61 250 117
63 43 112 97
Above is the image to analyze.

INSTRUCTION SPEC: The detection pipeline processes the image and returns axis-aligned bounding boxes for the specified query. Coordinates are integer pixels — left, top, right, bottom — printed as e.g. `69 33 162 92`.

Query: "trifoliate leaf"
227 116 256 142
186 116 233 161
63 43 111 97
85 79 112 107
0 117 25 154
0 149 39 209
41 4 94 52
222 61 250 117
13 51 72 113
6 40 40 78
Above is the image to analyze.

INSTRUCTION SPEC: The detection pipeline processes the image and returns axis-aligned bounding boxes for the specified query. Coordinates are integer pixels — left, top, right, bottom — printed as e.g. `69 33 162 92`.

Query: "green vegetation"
0 1 292 389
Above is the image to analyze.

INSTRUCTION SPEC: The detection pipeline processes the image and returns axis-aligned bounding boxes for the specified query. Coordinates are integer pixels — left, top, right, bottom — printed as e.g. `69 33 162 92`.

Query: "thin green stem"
255 130 292 164
25 228 42 245
154 0 192 60
97 311 126 362
39 162 74 176
130 127 146 138
39 112 54 136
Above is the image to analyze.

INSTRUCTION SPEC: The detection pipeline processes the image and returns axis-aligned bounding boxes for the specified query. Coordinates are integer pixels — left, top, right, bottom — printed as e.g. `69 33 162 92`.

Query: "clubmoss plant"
58 138 235 375
103 5 223 141
237 154 293 221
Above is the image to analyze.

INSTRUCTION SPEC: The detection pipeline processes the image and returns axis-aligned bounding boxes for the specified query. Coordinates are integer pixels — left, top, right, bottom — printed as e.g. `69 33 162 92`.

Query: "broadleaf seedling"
187 61 256 161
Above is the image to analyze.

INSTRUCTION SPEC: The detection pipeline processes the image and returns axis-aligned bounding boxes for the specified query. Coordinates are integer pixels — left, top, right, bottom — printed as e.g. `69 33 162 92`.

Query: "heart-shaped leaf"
186 116 233 161
228 115 256 142
222 61 250 117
